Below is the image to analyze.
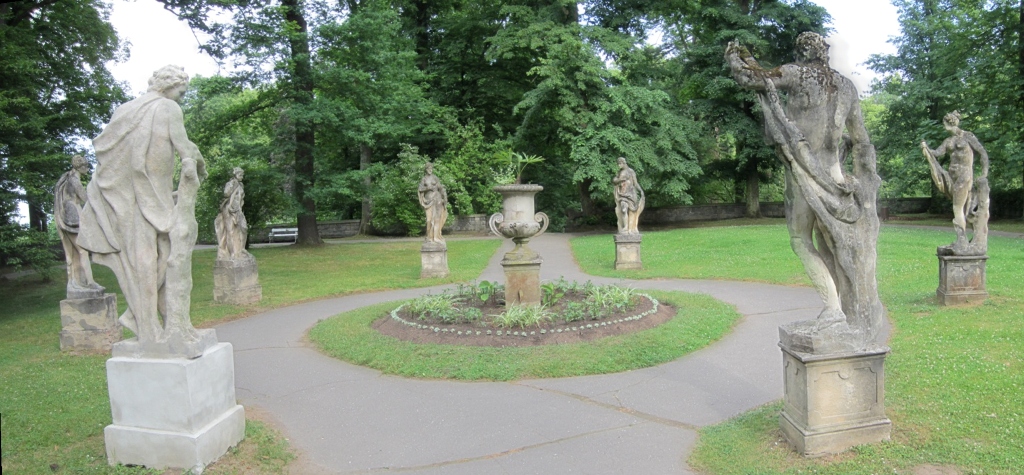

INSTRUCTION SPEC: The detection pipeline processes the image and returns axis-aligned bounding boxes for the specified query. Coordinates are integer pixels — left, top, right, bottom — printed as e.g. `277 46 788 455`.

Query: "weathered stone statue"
213 167 262 304
215 167 250 260
54 155 104 298
613 157 645 235
921 111 990 256
727 33 890 456
418 162 448 244
55 155 120 352
78 64 215 357
418 162 450 278
726 33 884 350
79 65 244 473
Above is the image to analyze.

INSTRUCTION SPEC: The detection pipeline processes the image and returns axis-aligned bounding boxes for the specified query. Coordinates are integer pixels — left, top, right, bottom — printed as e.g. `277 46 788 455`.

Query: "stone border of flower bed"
388 294 660 339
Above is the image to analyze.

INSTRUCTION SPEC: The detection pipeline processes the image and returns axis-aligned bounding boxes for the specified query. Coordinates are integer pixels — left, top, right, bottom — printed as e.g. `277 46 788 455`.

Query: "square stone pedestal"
420 241 449 278
614 233 642 270
60 293 121 351
105 342 245 472
936 253 988 305
779 344 891 457
502 259 542 308
213 256 262 305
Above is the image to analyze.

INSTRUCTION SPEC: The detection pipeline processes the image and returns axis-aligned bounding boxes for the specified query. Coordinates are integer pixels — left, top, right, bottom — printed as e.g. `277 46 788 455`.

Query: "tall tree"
160 0 325 244
658 0 831 217
869 0 1024 215
0 0 127 229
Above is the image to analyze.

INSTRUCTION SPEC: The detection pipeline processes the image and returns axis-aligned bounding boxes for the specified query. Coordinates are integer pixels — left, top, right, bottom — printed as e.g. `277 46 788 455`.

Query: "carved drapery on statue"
55 155 104 298
418 163 448 244
215 168 250 260
613 157 645 235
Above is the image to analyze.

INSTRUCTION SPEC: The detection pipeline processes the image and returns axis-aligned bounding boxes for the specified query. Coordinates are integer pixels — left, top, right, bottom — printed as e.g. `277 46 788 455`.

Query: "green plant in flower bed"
402 280 643 329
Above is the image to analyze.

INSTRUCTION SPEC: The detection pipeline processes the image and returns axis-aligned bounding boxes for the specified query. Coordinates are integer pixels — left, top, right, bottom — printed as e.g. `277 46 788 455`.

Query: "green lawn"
0 238 500 474
309 289 741 381
572 225 1024 475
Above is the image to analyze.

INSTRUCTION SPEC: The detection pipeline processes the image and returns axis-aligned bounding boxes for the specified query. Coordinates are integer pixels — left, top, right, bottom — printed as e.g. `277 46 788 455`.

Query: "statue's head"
943 110 962 131
425 162 434 174
617 157 627 168
147 65 189 101
71 155 90 173
233 167 244 180
796 32 829 64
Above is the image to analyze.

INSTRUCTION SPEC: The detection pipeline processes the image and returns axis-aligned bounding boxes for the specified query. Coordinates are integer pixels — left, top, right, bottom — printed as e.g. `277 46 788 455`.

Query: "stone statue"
418 162 448 243
215 167 250 260
78 65 213 357
54 155 104 298
921 111 990 255
726 32 884 352
613 157 645 235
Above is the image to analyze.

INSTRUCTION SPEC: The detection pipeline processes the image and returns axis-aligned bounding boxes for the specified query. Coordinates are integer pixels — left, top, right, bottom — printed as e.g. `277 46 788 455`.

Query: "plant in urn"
489 153 549 306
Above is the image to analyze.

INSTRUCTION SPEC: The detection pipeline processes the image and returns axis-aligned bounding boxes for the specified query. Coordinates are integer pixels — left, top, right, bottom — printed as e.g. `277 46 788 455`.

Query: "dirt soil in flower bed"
372 294 675 347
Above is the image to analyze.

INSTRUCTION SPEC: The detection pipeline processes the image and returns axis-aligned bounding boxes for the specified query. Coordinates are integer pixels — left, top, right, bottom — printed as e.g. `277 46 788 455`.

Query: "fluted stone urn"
489 184 549 307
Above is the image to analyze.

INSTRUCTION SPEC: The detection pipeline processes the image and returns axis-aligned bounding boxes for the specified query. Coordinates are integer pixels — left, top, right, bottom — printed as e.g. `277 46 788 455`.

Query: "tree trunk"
27 198 47 232
359 143 373 235
283 0 322 245
745 167 761 218
578 179 596 217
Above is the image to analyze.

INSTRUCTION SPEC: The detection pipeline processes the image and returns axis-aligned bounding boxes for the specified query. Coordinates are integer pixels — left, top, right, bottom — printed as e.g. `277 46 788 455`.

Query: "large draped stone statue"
418 162 448 243
215 167 250 260
921 111 990 256
727 32 891 457
726 32 884 352
78 65 214 357
613 157 645 235
55 155 104 298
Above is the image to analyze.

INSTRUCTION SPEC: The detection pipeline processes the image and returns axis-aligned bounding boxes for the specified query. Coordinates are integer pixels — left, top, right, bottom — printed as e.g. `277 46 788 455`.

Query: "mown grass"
886 214 1024 234
309 290 740 381
0 238 499 474
573 225 1024 475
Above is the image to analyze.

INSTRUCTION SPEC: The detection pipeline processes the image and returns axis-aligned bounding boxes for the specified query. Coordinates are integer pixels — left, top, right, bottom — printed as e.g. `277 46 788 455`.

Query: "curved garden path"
216 233 830 474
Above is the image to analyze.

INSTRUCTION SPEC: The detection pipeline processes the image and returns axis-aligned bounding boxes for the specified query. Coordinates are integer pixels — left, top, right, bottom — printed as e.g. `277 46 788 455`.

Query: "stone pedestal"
420 241 449 278
213 255 262 305
105 342 245 472
614 233 642 270
936 253 988 305
501 245 542 308
779 344 891 457
59 293 121 352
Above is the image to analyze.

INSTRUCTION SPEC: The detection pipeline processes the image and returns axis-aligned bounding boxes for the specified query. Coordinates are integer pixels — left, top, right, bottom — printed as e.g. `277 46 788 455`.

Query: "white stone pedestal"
420 241 449 278
105 342 245 472
213 255 262 305
60 293 121 351
501 244 542 308
779 344 891 457
936 253 988 305
614 233 642 270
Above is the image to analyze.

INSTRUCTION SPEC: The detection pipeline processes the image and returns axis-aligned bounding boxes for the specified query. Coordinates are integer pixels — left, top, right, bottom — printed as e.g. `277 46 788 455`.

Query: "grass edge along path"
0 238 500 474
309 290 741 381
572 225 1024 475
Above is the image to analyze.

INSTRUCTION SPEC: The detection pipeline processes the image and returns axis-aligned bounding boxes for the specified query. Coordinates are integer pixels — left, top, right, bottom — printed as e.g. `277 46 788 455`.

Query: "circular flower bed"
373 280 675 347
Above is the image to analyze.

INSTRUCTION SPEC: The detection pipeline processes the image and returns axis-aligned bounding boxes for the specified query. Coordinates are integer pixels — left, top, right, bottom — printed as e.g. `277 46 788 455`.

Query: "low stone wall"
446 214 489 233
255 215 491 242
642 202 785 224
878 197 930 214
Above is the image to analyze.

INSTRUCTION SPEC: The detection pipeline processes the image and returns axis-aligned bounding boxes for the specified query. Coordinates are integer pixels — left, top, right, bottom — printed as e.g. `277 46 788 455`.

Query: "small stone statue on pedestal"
727 32 890 456
213 167 262 304
921 111 990 305
77 65 244 473
612 157 644 269
54 155 120 351
418 162 449 278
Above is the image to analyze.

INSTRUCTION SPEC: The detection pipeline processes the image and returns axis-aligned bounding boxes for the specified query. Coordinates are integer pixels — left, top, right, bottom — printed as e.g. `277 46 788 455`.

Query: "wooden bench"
268 227 298 243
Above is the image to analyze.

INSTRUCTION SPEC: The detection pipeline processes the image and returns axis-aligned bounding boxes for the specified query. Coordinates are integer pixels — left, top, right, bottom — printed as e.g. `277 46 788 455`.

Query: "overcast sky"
106 0 902 96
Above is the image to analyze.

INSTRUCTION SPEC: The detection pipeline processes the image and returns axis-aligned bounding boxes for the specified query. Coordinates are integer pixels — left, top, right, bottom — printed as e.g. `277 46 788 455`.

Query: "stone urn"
489 184 549 307
489 184 549 253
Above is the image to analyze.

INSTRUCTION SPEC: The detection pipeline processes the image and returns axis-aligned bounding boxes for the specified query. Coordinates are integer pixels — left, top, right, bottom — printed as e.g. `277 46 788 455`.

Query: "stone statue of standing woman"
921 111 990 255
54 155 105 298
418 162 448 243
215 167 250 260
613 157 644 235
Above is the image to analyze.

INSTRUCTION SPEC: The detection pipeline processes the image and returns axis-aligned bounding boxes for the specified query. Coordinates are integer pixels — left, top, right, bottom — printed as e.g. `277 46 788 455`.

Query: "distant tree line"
2 0 1022 274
